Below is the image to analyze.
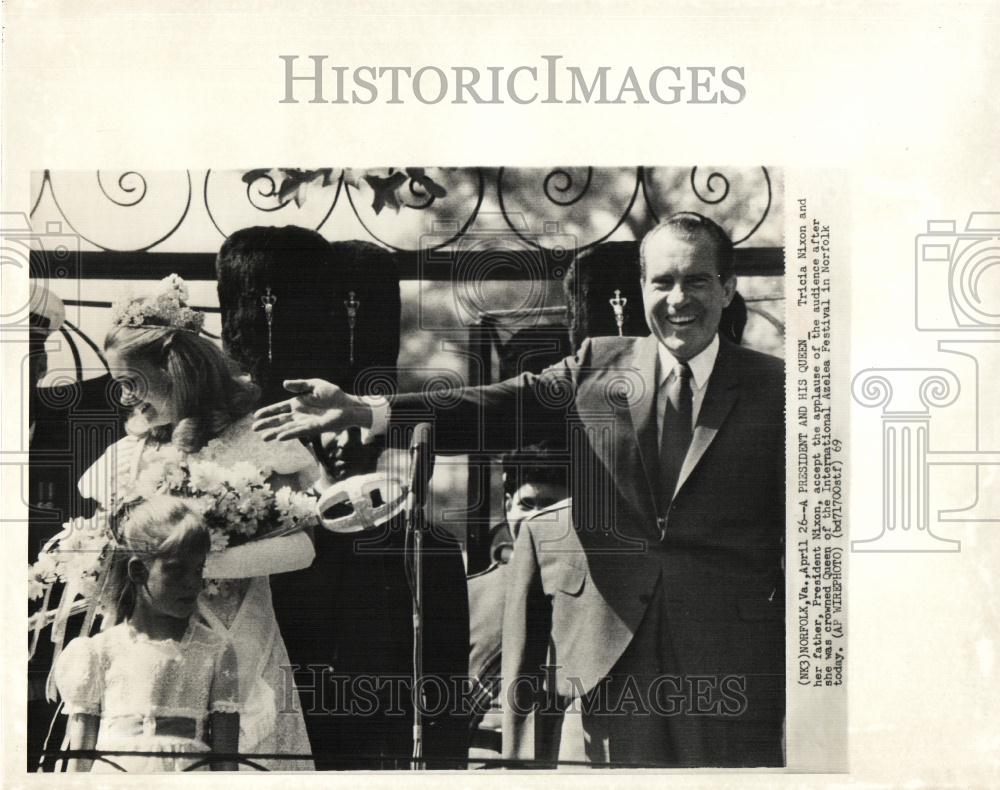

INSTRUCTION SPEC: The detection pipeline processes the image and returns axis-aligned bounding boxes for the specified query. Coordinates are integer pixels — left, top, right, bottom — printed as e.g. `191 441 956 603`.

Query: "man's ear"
504 492 513 514
127 557 148 586
721 275 738 307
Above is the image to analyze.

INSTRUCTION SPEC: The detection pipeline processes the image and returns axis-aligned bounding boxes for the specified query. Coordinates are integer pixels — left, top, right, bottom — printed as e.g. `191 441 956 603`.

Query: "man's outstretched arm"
253 342 590 453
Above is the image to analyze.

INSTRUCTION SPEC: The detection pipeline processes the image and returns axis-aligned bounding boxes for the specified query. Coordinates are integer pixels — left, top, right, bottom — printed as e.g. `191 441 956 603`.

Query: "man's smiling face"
641 227 736 362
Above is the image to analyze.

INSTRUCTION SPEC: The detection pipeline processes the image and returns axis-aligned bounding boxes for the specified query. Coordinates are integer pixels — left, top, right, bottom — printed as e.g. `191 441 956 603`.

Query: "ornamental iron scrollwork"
31 166 779 255
641 166 773 246
543 168 594 207
203 169 343 238
96 171 148 207
33 170 193 253
496 167 642 253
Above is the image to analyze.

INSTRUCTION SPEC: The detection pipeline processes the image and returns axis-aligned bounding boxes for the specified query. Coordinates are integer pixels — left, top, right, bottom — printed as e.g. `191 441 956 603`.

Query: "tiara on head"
111 274 205 333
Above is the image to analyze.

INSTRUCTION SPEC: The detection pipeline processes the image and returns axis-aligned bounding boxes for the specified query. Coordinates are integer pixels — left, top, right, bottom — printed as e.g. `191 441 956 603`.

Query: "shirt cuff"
363 396 390 437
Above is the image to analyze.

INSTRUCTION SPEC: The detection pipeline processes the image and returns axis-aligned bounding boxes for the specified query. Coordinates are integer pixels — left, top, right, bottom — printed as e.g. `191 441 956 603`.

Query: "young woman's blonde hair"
103 495 210 624
105 324 260 453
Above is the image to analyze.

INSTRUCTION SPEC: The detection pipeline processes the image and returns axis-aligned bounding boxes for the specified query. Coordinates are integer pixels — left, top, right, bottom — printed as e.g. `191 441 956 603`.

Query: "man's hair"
639 212 735 283
215 225 336 406
501 442 567 498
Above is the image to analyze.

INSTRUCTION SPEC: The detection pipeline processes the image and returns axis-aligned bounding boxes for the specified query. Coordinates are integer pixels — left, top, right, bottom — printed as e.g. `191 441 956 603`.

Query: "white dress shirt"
655 333 719 442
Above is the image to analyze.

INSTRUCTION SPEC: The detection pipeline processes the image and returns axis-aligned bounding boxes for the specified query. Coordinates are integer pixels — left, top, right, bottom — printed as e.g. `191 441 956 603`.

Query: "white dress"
54 621 239 772
78 416 317 771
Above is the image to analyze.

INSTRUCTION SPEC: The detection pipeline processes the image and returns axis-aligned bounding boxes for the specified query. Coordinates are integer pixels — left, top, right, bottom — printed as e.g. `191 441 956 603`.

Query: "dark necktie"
660 361 693 507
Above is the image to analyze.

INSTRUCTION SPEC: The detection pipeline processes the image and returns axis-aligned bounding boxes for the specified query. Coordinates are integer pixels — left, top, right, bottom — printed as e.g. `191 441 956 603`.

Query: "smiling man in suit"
501 214 785 767
252 213 785 768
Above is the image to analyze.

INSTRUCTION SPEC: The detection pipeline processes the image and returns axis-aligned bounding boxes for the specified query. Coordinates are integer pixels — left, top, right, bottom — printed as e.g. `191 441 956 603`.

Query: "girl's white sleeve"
54 636 103 716
203 531 315 579
77 435 141 506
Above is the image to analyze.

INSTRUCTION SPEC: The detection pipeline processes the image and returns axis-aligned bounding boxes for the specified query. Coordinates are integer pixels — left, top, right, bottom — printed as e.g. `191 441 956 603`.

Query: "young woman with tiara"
75 275 316 769
55 495 240 772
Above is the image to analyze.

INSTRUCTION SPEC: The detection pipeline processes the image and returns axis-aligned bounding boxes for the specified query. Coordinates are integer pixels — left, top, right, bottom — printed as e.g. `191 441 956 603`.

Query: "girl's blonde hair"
103 496 210 624
105 324 260 453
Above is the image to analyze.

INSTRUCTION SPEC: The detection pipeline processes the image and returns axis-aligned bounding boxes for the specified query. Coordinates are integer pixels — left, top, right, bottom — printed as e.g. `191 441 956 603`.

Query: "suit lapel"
626 335 663 514
675 338 741 495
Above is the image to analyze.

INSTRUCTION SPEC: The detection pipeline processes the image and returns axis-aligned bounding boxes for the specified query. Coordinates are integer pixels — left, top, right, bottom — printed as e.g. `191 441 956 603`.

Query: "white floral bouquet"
28 452 317 606
28 510 116 659
128 446 317 552
28 511 114 602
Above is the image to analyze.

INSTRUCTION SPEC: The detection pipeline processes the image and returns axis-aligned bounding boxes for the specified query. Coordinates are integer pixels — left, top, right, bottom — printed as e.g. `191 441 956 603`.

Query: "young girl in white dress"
77 276 316 769
56 496 240 772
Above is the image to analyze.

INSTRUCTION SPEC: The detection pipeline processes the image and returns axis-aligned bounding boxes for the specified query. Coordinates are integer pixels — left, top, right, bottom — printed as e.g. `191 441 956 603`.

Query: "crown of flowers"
111 273 205 333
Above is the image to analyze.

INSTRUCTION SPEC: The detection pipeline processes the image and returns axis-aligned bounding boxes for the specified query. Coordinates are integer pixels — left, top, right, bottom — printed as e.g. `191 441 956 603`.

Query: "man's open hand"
252 379 373 441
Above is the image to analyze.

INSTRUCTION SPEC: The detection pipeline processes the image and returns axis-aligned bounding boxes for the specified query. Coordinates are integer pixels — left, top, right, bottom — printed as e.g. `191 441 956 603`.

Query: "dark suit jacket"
391 335 785 761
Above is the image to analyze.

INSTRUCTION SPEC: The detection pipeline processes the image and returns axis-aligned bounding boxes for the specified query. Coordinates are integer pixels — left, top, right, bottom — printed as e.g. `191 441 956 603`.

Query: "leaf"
258 168 340 208
241 168 272 185
364 171 408 214
342 168 366 190
293 180 310 208
277 175 303 203
420 176 447 199
385 171 409 190
382 189 404 214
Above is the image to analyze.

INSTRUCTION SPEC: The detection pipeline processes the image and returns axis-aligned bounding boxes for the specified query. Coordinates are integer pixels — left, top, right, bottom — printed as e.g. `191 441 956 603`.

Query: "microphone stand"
405 423 433 770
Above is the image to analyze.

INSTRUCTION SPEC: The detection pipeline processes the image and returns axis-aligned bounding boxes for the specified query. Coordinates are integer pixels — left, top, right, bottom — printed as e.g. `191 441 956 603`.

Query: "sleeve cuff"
363 396 390 437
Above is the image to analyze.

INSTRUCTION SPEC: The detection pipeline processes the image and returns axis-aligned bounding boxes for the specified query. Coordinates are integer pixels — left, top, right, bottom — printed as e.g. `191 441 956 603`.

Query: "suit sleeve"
500 526 557 764
388 341 590 455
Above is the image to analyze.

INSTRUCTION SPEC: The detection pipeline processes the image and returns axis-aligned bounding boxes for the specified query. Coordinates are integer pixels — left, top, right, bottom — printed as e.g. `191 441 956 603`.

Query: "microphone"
404 422 433 769
406 422 434 512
